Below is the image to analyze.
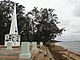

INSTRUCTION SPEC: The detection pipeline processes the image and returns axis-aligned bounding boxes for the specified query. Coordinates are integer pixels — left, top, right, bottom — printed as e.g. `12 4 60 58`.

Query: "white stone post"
6 41 13 50
19 42 31 59
32 42 38 51
40 42 43 46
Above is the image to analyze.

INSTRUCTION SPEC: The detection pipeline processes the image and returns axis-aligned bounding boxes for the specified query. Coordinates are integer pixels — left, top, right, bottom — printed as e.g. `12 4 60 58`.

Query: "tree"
26 7 65 43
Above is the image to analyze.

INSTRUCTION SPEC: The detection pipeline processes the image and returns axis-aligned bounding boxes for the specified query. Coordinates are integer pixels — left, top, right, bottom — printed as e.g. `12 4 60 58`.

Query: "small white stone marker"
40 42 43 46
32 42 38 51
6 41 13 50
19 42 31 59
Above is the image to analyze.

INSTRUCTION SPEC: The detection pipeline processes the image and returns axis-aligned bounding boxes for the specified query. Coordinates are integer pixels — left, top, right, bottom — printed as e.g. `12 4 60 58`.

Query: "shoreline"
46 43 80 60
55 41 80 55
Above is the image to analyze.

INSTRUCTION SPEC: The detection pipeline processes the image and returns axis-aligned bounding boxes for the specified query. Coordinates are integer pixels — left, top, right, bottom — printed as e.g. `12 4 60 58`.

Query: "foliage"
26 7 65 43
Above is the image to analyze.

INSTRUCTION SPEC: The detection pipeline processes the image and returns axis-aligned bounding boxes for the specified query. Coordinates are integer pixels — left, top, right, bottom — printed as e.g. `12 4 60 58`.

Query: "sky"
2 0 80 41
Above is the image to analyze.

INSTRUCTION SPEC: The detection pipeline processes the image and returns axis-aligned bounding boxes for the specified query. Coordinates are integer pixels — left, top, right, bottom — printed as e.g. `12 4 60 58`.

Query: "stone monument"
5 3 20 46
32 42 38 51
6 41 13 50
40 42 43 46
19 42 31 59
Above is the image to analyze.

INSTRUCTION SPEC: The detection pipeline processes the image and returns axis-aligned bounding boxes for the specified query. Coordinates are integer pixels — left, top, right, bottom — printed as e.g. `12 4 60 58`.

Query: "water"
55 41 80 54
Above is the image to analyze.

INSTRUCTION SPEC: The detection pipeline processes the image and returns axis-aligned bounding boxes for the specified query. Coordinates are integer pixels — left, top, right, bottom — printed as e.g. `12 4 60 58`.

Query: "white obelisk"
9 3 18 35
5 3 20 46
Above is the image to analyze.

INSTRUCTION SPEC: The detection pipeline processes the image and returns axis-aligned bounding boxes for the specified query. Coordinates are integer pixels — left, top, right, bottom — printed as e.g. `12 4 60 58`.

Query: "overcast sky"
4 0 80 41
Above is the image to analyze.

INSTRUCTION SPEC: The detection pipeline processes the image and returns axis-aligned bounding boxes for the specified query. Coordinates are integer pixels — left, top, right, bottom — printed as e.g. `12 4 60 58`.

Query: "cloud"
73 4 80 17
67 0 80 17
